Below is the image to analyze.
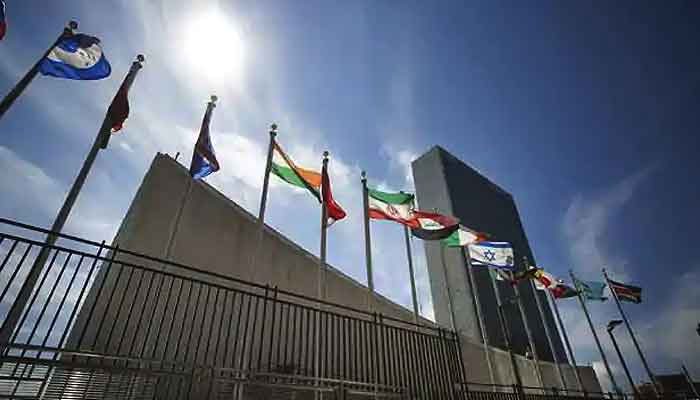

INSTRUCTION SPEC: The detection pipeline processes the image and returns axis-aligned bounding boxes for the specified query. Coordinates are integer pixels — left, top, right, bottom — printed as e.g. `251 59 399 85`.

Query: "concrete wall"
412 146 567 364
67 153 601 394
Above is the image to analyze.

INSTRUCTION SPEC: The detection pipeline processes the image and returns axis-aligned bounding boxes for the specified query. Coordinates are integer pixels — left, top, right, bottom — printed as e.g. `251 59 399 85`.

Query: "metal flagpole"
607 322 638 397
314 151 329 400
489 267 523 389
319 151 330 302
403 226 420 324
510 269 545 391
462 248 496 390
258 124 277 222
247 124 277 272
0 54 146 346
525 258 566 390
361 171 374 312
602 268 659 396
547 288 585 392
0 21 78 122
682 364 699 399
569 270 621 395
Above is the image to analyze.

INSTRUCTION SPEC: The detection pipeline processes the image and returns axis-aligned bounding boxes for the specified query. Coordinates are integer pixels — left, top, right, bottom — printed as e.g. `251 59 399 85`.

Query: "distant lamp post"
608 320 639 397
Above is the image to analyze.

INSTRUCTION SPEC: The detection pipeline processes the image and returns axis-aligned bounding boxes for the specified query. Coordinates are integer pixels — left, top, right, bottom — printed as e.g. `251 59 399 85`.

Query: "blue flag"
189 101 220 179
38 34 111 80
573 278 607 302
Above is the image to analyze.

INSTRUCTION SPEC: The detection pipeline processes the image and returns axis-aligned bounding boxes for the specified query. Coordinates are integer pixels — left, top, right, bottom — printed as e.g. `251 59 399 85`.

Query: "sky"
1 0 699 392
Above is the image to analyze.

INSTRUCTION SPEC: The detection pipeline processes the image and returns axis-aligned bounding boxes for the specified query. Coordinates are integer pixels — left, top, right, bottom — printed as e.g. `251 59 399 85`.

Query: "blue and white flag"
468 241 515 269
38 34 111 80
189 100 220 179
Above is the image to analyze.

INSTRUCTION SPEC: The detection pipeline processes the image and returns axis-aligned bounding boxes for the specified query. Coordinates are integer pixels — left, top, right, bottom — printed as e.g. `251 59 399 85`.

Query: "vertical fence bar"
0 243 34 310
80 246 118 350
19 252 74 356
131 271 166 358
5 246 55 351
256 285 269 371
223 291 238 369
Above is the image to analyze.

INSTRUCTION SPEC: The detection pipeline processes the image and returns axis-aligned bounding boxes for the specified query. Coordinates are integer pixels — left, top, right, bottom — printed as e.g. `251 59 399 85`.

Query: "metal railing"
0 218 466 399
0 218 677 400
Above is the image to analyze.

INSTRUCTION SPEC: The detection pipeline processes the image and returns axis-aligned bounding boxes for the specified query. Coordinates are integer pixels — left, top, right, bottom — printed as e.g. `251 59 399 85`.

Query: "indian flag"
271 140 321 202
367 189 417 227
443 227 487 247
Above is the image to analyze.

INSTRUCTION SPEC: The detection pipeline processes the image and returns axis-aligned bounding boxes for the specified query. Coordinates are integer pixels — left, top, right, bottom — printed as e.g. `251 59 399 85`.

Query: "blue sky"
1 0 698 392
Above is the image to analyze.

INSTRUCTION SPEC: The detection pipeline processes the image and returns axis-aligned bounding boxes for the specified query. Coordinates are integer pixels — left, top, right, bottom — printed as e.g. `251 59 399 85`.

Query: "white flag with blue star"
468 242 515 269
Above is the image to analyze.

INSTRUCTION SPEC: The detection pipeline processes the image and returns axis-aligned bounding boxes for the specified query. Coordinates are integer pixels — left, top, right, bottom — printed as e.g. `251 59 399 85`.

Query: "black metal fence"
0 218 465 399
0 219 675 400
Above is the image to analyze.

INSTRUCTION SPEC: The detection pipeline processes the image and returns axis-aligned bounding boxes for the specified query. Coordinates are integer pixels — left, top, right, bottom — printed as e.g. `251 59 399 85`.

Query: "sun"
183 10 245 82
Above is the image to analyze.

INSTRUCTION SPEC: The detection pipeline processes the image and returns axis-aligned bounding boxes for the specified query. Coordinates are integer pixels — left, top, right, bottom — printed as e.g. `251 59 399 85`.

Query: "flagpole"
607 323 638 397
489 267 523 389
0 54 146 347
361 171 374 312
602 268 659 396
510 268 545 391
319 151 330 301
682 364 699 399
525 259 566 391
402 225 420 324
258 124 277 222
0 21 77 122
314 151 329 400
570 270 621 395
547 289 585 392
247 124 277 275
462 248 496 390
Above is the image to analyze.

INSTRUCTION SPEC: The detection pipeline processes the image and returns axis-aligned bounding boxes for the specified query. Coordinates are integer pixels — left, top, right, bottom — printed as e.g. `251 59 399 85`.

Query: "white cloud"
562 167 654 279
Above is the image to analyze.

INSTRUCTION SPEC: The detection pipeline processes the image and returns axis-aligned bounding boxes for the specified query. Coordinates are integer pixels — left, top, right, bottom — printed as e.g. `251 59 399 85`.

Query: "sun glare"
183 10 245 81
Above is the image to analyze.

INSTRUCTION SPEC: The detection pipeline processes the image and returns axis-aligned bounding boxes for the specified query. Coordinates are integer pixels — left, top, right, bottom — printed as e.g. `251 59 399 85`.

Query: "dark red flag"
322 161 346 225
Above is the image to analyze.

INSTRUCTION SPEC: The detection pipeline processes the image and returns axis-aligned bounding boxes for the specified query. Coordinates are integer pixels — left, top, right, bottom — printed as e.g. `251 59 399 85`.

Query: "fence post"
257 284 270 370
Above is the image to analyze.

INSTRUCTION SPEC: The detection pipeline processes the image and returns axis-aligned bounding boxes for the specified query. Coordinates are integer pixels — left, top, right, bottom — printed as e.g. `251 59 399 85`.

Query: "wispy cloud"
562 166 655 279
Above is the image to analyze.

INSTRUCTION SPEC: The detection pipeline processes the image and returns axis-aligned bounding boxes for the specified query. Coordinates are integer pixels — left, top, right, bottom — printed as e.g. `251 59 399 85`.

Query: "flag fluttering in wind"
271 141 322 202
443 227 488 247
189 98 219 180
609 279 642 304
38 33 111 80
551 283 578 299
532 268 557 289
468 242 515 269
511 266 539 283
410 211 459 240
367 189 415 225
322 159 346 225
573 278 607 301
105 57 143 135
0 1 7 41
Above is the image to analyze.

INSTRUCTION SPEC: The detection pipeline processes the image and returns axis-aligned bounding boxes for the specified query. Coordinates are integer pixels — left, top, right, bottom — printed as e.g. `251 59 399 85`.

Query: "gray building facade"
412 146 567 363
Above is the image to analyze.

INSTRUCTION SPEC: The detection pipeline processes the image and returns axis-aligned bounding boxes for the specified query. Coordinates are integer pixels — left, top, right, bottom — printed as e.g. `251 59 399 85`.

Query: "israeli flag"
38 34 111 80
468 241 515 269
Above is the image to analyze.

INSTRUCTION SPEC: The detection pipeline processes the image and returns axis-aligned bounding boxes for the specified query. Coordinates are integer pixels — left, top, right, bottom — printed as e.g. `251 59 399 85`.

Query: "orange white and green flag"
271 140 322 202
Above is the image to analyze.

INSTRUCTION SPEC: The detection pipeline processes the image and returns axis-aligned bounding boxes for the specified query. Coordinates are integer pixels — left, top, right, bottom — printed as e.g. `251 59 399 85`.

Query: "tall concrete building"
412 146 567 363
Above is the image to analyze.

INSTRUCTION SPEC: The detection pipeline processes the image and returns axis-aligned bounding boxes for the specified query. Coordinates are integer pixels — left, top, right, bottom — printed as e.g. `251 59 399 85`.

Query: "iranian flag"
271 140 322 202
367 189 416 226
